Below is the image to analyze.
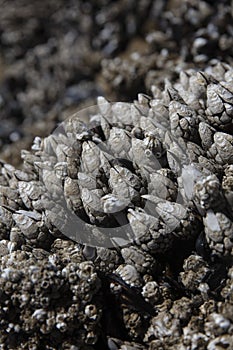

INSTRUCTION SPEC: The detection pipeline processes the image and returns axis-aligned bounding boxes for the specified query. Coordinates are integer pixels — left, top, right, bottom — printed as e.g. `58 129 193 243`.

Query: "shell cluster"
1 0 233 165
0 0 233 349
0 60 233 349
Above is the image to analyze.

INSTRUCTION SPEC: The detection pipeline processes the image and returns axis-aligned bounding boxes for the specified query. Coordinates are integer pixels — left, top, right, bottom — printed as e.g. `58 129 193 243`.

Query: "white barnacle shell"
32 309 47 321
139 115 163 139
198 122 216 151
109 165 140 202
142 281 161 303
81 141 101 175
78 172 97 190
148 169 177 201
97 96 112 117
129 137 161 180
169 101 198 140
81 188 104 215
142 195 187 231
193 174 222 210
115 264 141 287
111 102 134 125
205 313 231 337
64 177 81 212
213 132 233 164
207 335 233 350
121 246 155 274
1 267 22 282
144 312 181 343
179 164 203 203
149 99 169 128
54 162 67 180
164 133 188 174
204 211 233 257
77 261 96 281
85 304 99 320
127 208 159 243
127 207 172 253
206 84 225 115
13 210 41 239
101 194 128 214
18 181 43 209
39 167 63 199
107 127 131 159
0 205 14 227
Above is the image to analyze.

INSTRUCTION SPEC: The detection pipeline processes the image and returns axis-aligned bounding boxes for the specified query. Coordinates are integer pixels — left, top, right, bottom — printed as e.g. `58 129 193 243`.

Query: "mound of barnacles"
1 60 233 349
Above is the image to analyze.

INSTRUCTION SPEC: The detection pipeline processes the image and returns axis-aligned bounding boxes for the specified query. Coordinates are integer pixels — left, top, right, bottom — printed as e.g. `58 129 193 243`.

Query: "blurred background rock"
0 0 232 166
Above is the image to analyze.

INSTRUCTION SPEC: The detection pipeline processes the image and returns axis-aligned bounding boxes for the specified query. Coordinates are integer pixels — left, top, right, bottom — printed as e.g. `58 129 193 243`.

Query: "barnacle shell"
115 264 142 287
203 211 233 257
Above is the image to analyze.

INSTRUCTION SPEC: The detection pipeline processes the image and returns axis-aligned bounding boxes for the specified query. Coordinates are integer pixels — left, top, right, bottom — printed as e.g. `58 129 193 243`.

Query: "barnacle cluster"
0 1 233 349
0 60 233 349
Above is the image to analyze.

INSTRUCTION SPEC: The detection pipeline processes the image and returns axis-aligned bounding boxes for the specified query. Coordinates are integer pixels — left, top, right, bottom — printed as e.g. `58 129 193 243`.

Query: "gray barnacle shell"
107 127 131 159
144 311 181 346
213 132 233 165
141 281 161 305
18 181 44 210
109 165 141 203
127 207 173 253
149 99 169 129
180 254 210 291
169 101 200 142
121 246 156 275
93 247 121 273
114 264 142 287
80 187 105 223
193 174 224 211
206 82 233 129
13 210 42 239
147 168 178 202
64 177 82 213
203 211 233 257
198 122 216 151
143 195 201 239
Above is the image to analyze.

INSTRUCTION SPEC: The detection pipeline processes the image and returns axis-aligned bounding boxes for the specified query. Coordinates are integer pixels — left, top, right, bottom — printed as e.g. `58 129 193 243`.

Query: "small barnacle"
203 211 233 257
127 207 173 253
147 168 178 202
193 174 224 211
198 122 216 151
18 181 44 210
144 311 181 346
142 281 161 305
213 132 233 165
93 247 121 273
107 127 131 159
64 177 82 213
109 164 141 203
115 264 142 288
13 210 41 239
180 254 210 291
121 246 156 275
169 101 200 142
